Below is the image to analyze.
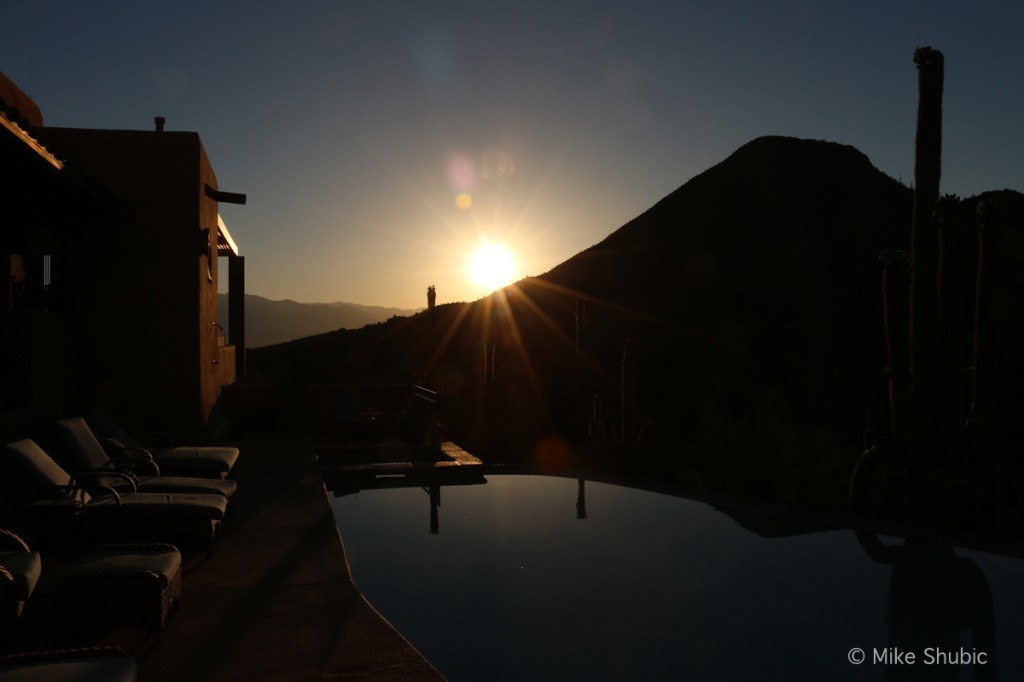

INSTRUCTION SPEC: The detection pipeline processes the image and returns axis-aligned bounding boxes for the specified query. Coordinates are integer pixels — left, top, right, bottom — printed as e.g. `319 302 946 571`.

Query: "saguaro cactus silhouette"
906 45 944 458
620 337 637 452
880 248 910 441
864 47 1005 522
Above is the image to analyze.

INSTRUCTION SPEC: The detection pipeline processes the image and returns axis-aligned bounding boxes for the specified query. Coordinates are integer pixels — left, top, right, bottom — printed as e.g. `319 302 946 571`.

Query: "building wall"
1 145 109 422
39 127 216 434
197 143 226 425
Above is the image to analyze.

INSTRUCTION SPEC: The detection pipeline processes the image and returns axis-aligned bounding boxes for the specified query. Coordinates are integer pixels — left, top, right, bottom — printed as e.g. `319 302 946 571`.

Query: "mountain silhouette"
536 135 911 421
218 294 418 347
248 137 1022 505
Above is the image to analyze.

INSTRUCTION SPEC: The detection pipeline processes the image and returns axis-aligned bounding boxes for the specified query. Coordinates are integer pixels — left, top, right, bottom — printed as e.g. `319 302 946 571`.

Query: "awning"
217 214 240 257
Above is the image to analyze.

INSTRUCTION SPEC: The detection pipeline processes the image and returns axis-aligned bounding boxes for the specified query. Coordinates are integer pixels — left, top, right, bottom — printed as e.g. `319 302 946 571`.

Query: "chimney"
154 116 165 133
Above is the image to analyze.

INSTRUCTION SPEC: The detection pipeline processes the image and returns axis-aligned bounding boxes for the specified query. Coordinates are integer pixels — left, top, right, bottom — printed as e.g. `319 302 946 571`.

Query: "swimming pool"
330 474 1024 680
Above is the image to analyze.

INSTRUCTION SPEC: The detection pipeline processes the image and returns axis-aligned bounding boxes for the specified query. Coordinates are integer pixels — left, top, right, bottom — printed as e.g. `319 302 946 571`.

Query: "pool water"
330 475 1024 681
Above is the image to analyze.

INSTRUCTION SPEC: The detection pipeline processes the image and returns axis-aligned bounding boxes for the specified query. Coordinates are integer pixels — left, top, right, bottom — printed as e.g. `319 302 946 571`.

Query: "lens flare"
455 193 473 210
446 151 477 192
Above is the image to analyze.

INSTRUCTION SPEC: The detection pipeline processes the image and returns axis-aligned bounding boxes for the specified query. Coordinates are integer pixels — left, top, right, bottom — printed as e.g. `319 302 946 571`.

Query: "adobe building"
1 71 245 439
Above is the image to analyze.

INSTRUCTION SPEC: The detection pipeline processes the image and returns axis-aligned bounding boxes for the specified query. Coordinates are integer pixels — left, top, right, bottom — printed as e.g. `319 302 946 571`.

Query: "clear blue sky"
4 2 1022 308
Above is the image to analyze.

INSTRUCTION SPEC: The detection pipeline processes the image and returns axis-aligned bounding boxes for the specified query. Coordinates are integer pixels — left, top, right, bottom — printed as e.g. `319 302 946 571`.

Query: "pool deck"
134 431 445 681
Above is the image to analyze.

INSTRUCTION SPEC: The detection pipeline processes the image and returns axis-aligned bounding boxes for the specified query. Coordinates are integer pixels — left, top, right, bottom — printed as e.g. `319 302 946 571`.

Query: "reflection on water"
330 475 1024 681
427 484 440 535
857 532 996 681
576 478 586 519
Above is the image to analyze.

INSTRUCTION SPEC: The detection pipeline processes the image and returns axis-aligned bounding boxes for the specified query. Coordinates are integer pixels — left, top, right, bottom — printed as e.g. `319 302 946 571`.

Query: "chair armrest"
99 437 157 459
109 469 142 488
68 567 165 584
0 565 17 605
108 446 155 461
66 483 122 506
0 565 14 586
146 431 175 446
95 542 179 553
88 485 122 505
99 467 144 489
0 529 30 553
49 485 88 503
109 450 160 476
72 471 138 494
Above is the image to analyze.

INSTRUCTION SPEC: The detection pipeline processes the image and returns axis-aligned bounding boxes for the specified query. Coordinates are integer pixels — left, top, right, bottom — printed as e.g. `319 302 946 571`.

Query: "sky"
4 2 1023 309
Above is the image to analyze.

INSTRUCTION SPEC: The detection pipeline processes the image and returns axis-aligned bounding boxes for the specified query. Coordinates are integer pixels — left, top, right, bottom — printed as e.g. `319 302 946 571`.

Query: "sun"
468 241 517 293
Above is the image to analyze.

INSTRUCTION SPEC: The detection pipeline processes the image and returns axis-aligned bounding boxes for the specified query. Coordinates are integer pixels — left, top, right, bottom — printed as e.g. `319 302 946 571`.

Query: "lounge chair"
55 418 236 499
1 529 181 641
61 543 183 637
4 439 226 554
0 530 41 632
0 647 137 682
85 409 238 479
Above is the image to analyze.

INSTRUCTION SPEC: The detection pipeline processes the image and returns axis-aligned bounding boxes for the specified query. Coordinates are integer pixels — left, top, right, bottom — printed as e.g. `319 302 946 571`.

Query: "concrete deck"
134 432 444 681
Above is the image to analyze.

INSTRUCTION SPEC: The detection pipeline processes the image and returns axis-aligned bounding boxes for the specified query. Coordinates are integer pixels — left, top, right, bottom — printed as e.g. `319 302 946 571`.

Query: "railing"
309 383 441 445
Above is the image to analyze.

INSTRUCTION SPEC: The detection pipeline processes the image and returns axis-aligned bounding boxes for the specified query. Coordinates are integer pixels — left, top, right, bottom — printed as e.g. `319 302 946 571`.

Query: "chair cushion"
0 656 137 682
86 474 236 498
66 546 181 595
136 476 236 498
4 439 73 489
0 550 42 601
151 446 239 477
56 417 113 471
136 475 235 497
86 492 227 520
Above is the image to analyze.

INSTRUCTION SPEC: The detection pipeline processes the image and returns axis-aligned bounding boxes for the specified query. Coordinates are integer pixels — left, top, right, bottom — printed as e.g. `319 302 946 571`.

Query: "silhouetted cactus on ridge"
861 48 1007 522
906 45 944 458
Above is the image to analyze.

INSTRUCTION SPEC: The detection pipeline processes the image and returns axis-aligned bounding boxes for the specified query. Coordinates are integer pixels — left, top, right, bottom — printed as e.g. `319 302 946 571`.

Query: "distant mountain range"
217 294 419 348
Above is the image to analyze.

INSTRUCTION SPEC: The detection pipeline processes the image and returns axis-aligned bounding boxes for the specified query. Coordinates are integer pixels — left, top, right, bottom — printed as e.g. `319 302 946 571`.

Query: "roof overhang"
1 111 63 171
0 114 110 249
205 183 247 205
217 214 240 257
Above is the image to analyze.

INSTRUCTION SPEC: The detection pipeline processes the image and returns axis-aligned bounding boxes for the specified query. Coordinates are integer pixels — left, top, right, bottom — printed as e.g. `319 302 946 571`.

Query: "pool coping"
133 431 446 681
